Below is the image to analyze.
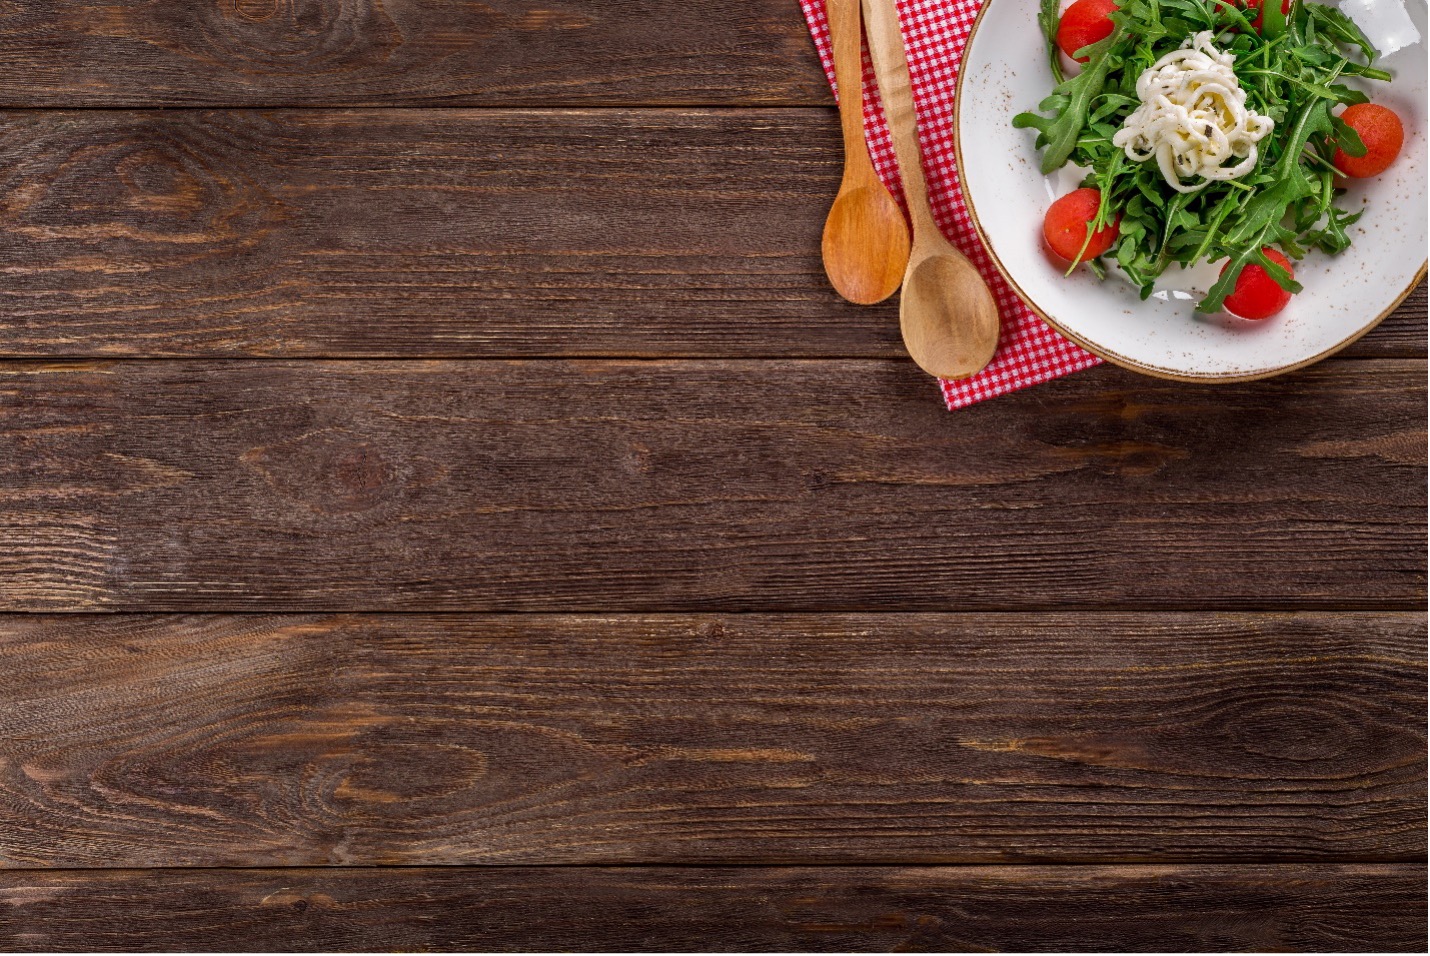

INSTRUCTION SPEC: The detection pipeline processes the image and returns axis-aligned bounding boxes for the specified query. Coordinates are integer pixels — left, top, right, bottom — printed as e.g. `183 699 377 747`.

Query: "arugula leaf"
1261 0 1288 39
1328 83 1371 105
1220 100 1331 245
1013 25 1130 173
1306 2 1379 61
1333 117 1368 157
1198 222 1277 313
1256 247 1304 293
1305 205 1364 253
1037 0 1066 83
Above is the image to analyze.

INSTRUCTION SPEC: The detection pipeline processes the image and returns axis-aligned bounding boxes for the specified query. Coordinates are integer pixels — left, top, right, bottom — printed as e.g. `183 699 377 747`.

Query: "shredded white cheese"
1112 31 1275 193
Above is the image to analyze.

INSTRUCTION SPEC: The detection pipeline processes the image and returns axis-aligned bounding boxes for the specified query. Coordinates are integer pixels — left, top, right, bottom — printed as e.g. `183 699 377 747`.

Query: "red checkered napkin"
800 0 1103 409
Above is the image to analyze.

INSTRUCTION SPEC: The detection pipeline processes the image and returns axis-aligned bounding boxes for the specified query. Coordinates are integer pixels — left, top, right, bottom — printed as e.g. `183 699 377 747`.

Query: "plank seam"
3 860 1426 874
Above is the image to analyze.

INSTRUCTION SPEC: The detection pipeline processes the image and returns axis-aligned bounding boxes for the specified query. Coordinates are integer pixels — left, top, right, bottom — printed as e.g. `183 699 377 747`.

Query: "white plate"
955 0 1427 380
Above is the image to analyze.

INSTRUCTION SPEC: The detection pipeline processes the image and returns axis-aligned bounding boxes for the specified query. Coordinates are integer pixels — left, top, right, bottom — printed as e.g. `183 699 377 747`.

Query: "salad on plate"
1013 0 1408 319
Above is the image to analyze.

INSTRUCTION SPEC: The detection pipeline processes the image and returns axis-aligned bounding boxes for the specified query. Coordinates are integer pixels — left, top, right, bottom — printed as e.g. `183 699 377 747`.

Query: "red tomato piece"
1221 247 1294 320
1043 188 1120 264
1333 103 1405 178
1057 0 1119 62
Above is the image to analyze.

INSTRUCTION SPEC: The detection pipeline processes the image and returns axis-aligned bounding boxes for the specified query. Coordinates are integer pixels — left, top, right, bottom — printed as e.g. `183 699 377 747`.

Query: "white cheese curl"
1112 31 1275 193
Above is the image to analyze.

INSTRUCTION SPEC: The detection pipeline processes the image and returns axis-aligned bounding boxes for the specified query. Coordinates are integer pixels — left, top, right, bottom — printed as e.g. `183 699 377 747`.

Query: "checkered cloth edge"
799 0 1103 409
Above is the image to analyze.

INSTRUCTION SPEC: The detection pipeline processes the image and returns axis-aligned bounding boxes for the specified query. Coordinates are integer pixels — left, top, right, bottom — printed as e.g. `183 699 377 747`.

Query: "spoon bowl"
822 183 911 305
901 251 1000 378
820 0 910 305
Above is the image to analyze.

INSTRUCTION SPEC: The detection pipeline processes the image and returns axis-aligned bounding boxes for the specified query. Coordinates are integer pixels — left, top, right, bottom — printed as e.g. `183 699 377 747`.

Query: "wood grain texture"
0 109 1420 359
0 358 1423 611
1361 279 1428 357
1 613 1423 866
1 864 1425 952
0 1 828 107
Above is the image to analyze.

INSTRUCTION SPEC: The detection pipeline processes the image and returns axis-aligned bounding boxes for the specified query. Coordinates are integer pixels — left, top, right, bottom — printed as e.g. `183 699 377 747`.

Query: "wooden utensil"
821 0 910 305
861 0 1000 379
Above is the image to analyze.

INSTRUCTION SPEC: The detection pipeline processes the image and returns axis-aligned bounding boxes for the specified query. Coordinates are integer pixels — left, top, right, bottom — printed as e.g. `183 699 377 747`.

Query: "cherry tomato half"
1221 247 1294 320
1057 0 1118 63
1043 188 1120 263
1333 103 1405 178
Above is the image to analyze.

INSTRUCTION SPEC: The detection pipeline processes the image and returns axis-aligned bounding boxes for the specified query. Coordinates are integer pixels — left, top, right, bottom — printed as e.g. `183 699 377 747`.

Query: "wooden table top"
0 1 1424 951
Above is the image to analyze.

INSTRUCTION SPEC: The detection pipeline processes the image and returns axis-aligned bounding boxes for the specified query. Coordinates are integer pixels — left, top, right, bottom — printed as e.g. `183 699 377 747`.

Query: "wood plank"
1 613 1422 866
1361 279 1428 357
0 359 1423 611
0 109 1419 359
1 865 1424 951
0 1 829 107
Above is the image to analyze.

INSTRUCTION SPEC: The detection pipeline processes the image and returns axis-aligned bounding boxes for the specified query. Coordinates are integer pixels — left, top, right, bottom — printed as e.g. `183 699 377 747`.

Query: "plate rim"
952 0 1428 383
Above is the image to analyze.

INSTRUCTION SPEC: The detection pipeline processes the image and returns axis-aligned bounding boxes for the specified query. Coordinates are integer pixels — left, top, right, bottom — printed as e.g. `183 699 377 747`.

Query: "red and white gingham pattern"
800 0 1103 409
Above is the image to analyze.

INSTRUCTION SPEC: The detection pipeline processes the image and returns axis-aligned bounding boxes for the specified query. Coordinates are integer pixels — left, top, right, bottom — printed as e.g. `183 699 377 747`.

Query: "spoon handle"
828 0 870 174
861 0 938 237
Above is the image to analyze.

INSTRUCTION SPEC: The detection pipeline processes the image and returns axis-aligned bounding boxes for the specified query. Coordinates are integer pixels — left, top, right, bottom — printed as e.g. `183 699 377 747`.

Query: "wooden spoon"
821 0 909 305
861 0 1000 379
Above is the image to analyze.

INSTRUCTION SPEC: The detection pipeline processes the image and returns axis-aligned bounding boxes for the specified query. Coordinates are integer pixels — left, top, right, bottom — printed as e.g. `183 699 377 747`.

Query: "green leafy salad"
1013 0 1402 317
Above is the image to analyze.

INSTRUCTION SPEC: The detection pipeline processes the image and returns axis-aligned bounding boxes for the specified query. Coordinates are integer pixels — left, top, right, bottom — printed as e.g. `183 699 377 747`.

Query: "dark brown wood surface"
0 108 1421 358
4 612 1422 867
1 358 1423 612
0 1 829 107
3 865 1424 952
1 0 1424 950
